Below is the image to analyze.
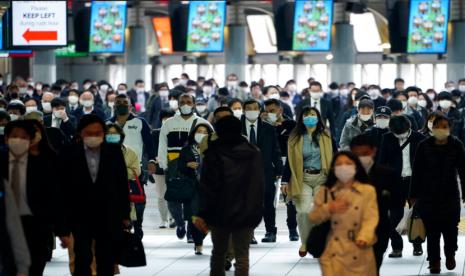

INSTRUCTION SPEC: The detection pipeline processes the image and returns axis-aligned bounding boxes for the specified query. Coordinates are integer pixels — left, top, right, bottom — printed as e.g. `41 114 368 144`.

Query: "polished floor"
44 186 465 276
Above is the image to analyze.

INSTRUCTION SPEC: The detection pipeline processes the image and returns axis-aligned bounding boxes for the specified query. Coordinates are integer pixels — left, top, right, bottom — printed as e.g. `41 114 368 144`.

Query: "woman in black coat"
178 123 213 255
410 114 465 274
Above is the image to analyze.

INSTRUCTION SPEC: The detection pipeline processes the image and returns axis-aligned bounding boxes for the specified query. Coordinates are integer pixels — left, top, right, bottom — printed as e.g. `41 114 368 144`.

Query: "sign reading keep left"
12 1 67 47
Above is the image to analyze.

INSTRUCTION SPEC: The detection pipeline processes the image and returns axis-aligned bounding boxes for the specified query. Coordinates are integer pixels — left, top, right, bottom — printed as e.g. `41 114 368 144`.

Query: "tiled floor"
44 186 465 276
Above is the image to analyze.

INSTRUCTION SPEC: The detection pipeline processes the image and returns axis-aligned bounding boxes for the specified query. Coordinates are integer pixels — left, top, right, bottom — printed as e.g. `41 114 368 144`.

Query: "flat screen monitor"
407 0 449 54
152 17 173 54
186 1 226 52
89 1 127 54
292 0 333 52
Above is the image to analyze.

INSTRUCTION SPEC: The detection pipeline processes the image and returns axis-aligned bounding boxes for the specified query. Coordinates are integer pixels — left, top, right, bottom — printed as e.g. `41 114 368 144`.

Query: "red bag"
129 173 145 203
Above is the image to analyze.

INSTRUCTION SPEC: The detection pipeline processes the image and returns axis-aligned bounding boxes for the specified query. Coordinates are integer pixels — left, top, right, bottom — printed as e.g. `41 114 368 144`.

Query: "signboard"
12 1 67 47
89 1 127 54
292 0 333 52
407 0 450 54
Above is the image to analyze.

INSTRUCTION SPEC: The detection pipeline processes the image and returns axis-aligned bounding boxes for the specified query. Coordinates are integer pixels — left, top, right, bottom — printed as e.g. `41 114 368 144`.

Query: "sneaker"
446 256 456 270
176 226 186 239
388 250 402 258
413 244 423 256
261 232 277 243
289 229 299 242
429 260 441 274
195 245 203 255
250 236 258 245
158 221 168 229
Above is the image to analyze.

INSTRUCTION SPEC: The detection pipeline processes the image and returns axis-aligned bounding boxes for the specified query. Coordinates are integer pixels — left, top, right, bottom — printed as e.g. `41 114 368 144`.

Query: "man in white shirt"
44 98 76 141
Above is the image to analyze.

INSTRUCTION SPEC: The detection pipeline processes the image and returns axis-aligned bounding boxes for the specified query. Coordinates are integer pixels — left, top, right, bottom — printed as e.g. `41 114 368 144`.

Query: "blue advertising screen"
89 1 127 53
186 1 226 52
292 0 333 51
407 0 449 54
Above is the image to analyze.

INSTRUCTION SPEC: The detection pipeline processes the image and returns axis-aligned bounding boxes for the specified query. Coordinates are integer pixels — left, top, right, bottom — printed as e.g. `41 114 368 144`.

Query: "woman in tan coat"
309 151 379 276
282 106 334 257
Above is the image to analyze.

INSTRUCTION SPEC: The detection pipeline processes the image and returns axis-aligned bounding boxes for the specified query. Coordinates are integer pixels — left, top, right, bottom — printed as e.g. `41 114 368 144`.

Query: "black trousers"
73 229 117 276
187 220 206 246
285 200 297 232
21 216 52 276
374 221 390 274
263 184 277 234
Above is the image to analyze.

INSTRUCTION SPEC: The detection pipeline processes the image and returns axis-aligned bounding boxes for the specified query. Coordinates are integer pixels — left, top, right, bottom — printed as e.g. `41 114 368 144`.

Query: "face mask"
439 100 452 109
179 79 188 86
9 114 19 121
427 121 434 131
169 100 178 110
68 95 79 105
241 87 251 94
233 109 243 119
26 106 37 113
0 126 4 135
227 81 237 89
400 101 407 109
359 113 372 122
446 87 454 92
118 89 127 95
70 84 79 90
83 136 103 148
303 115 318 127
310 92 322 101
105 134 121 144
83 83 91 90
81 100 94 108
8 138 30 156
196 105 207 114
136 87 145 93
376 118 390 129
159 90 169 98
203 86 213 95
115 105 129 116
100 84 109 92
26 90 34 97
268 93 280 100
180 105 193 115
459 85 465 92
359 156 374 172
407 96 418 106
36 84 42 90
394 131 410 140
334 164 356 184
194 133 206 144
368 89 379 100
432 129 450 140
267 113 278 124
19 87 27 95
288 84 297 92
53 110 64 119
427 93 435 101
418 99 427 108
340 89 349 97
245 110 259 121
0 80 3 86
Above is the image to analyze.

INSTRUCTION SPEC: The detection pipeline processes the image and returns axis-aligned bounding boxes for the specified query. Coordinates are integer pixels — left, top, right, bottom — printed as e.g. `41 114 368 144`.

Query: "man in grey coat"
339 98 375 150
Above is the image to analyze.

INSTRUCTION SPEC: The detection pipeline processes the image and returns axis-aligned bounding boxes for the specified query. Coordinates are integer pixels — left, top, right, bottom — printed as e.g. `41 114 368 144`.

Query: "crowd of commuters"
0 73 465 276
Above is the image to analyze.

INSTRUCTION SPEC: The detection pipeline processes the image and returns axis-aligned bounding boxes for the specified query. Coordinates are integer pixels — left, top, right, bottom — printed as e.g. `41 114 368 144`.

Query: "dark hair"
7 102 26 115
76 114 107 135
387 99 403 112
27 119 56 155
0 110 10 122
187 123 213 146
186 80 197 87
239 81 248 87
421 111 444 132
159 110 175 122
419 92 433 110
118 83 128 89
263 85 279 96
324 151 369 188
215 116 245 145
432 114 450 128
181 73 190 79
292 106 326 144
0 98 8 108
250 82 261 89
203 80 213 87
5 120 36 140
264 98 282 108
213 106 233 117
179 93 195 103
350 134 376 149
115 94 129 101
394 78 405 84
437 91 452 101
243 99 261 110
329 82 339 90
106 123 126 145
309 81 322 90
394 91 408 99
51 97 67 108
227 98 243 108
389 115 411 134
405 86 421 95
24 98 39 106
135 79 144 85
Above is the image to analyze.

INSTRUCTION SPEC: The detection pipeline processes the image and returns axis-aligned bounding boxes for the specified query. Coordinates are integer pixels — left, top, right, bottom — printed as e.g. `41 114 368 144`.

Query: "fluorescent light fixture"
326 53 333 60
246 15 277 54
350 12 383 53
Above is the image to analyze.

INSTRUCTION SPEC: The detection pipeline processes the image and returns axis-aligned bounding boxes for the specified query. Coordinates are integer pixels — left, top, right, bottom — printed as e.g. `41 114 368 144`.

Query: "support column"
225 3 247 81
330 23 355 84
32 50 56 84
447 21 465 82
126 25 147 85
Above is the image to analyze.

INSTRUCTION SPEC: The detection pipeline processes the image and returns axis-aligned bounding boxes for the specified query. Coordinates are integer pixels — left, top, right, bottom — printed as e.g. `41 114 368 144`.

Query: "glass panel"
311 64 328 89
262 64 278 86
278 64 294 87
380 64 397 89
362 64 380 86
434 64 447 92
416 64 434 91
353 64 362 87
350 13 383 53
183 64 198 80
399 64 415 87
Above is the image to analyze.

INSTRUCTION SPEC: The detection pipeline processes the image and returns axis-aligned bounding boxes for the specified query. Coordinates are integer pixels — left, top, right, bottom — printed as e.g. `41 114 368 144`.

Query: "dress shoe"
289 229 299 242
176 226 186 239
388 250 402 258
413 244 423 256
195 245 203 255
429 260 441 274
261 232 277 243
169 219 176 229
446 256 456 270
250 236 258 245
225 260 232 271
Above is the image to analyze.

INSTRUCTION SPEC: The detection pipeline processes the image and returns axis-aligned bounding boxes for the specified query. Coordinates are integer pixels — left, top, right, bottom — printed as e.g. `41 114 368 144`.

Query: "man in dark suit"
350 134 398 273
55 115 130 276
72 91 106 122
378 115 426 258
241 99 283 243
295 81 336 137
44 97 77 142
127 79 150 114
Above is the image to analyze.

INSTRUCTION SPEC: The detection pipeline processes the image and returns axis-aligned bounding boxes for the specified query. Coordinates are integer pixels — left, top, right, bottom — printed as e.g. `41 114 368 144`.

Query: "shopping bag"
396 207 413 235
408 214 426 243
118 231 146 267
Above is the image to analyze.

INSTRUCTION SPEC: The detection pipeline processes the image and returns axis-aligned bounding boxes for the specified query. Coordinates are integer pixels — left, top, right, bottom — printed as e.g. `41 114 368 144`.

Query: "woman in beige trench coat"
310 151 379 276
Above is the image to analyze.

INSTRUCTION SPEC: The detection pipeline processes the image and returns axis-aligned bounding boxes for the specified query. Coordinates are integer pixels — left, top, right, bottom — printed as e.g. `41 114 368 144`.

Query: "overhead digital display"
186 1 226 52
11 1 67 47
89 1 127 54
292 0 333 52
407 0 449 54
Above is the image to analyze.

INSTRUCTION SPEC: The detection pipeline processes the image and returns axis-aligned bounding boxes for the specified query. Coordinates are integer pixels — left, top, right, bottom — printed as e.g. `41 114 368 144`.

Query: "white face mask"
359 113 372 122
439 100 452 109
42 102 52 112
288 84 297 92
407 96 418 106
26 106 37 113
394 131 410 140
100 84 109 92
8 138 30 156
233 109 243 119
267 113 278 124
68 95 79 105
310 92 322 101
81 100 94 108
245 110 259 121
53 110 64 119
368 89 379 100
194 133 207 144
136 87 145 93
26 90 34 97
159 90 169 98
0 126 4 135
334 164 356 184
203 86 213 95
459 85 465 92
446 86 454 92
227 80 237 89
179 79 188 86
359 156 374 172
36 84 42 91
83 83 91 90
83 136 103 148
180 104 193 115
196 105 207 114
427 121 434 131
340 89 349 97
376 118 390 129
427 93 435 101
169 100 178 110
418 99 427 108
108 102 115 108
401 101 408 109
118 89 127 95
9 114 20 121
268 93 280 100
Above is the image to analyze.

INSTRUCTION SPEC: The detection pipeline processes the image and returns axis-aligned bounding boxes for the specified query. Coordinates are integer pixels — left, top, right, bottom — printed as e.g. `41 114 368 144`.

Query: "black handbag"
307 188 335 258
118 231 147 267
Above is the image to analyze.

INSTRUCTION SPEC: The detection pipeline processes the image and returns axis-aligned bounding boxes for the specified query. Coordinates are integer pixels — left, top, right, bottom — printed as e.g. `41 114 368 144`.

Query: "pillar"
330 23 356 84
126 26 147 86
224 3 247 81
32 50 56 84
447 21 465 82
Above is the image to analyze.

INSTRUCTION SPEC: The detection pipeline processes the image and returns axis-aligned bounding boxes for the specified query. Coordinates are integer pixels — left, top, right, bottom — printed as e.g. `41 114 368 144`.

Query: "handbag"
306 188 335 258
118 230 147 267
408 205 426 243
129 172 145 203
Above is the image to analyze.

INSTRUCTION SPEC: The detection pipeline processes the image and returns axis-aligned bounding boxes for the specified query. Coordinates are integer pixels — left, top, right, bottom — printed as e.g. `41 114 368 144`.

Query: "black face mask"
115 105 129 116
10 93 19 99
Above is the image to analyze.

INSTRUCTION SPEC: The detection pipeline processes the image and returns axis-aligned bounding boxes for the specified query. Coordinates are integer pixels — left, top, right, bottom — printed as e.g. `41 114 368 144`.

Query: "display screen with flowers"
89 1 127 53
186 1 226 52
407 0 449 54
292 0 333 51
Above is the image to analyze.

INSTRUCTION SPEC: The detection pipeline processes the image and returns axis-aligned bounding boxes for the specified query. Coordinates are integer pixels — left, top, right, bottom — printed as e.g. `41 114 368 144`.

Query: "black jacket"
295 97 336 137
146 95 162 129
373 97 387 109
43 114 77 141
56 142 130 237
368 164 398 229
178 145 201 218
274 118 296 158
410 136 465 203
199 137 264 228
364 126 389 148
0 180 15 274
71 107 106 122
439 107 464 143
241 118 283 186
